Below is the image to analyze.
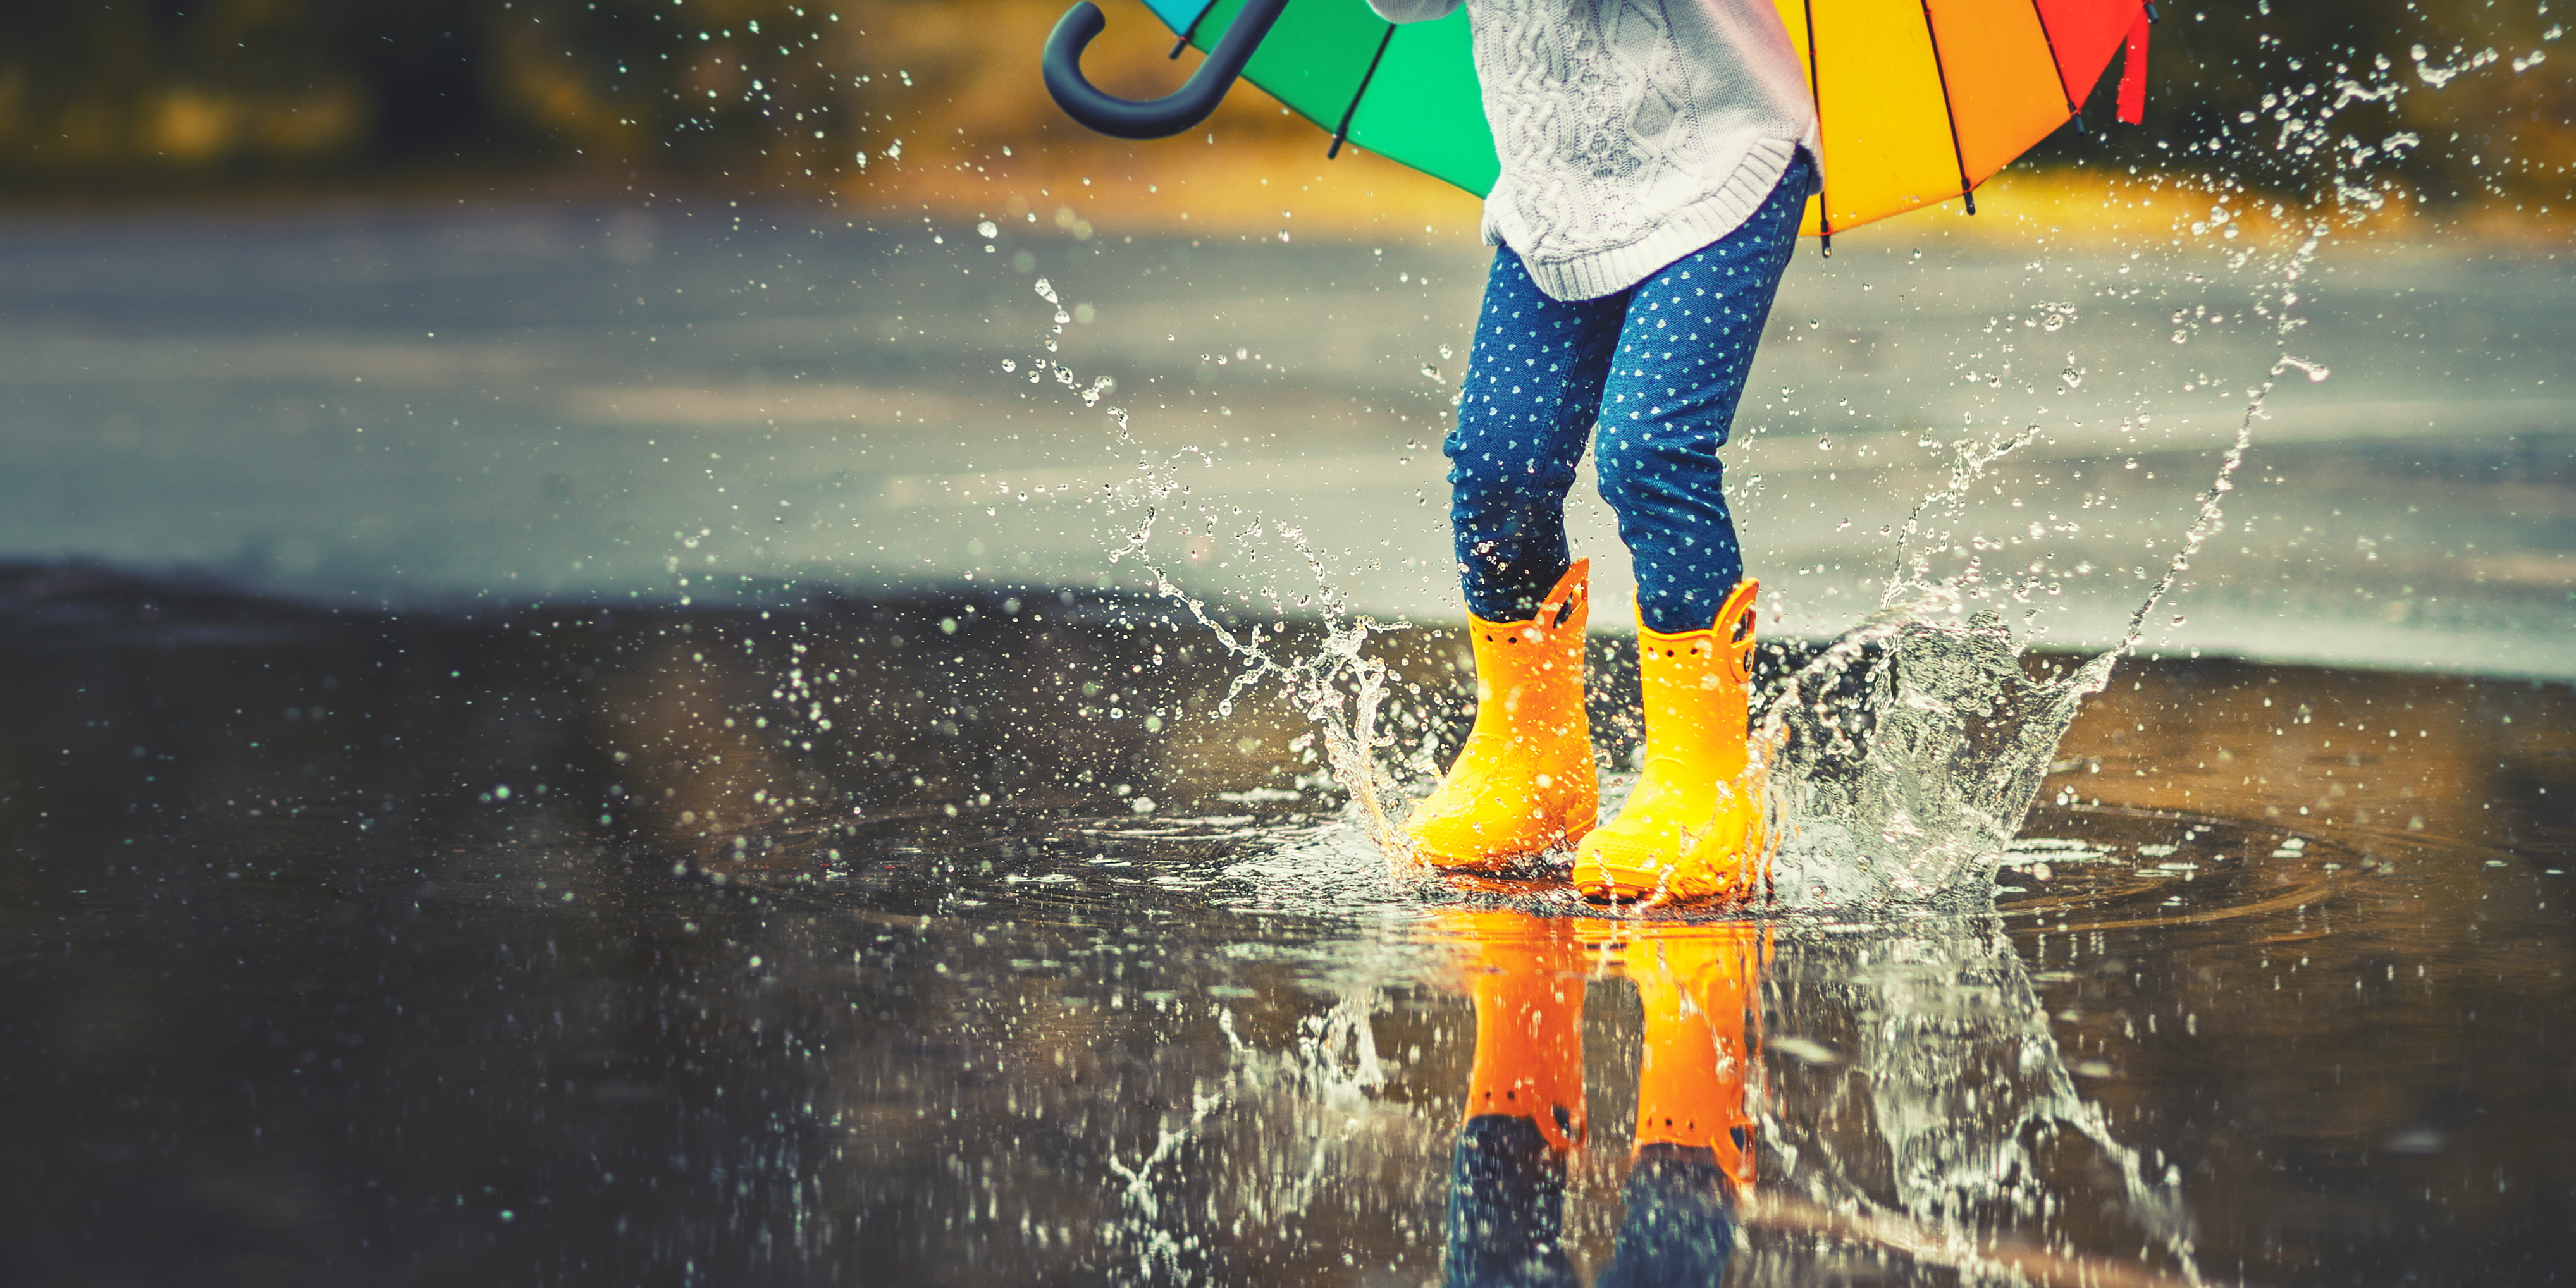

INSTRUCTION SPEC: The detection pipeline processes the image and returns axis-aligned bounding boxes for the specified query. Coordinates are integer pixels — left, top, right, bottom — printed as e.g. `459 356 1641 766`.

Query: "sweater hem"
1488 137 1808 302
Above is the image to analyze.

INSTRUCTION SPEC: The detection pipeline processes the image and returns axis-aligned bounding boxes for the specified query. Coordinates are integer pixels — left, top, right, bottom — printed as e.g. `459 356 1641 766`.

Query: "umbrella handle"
1043 0 1292 140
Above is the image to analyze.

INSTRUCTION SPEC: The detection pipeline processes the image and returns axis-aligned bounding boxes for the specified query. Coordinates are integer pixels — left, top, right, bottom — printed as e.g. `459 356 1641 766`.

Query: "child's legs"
1446 247 1626 623
1594 154 1811 634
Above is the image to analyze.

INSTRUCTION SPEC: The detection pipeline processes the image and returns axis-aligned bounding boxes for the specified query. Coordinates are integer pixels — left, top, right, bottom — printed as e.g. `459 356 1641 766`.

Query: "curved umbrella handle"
1043 0 1293 140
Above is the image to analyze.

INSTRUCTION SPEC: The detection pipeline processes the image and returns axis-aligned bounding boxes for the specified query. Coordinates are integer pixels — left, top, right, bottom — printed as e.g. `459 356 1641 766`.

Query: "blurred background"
1 0 2566 212
0 0 2568 674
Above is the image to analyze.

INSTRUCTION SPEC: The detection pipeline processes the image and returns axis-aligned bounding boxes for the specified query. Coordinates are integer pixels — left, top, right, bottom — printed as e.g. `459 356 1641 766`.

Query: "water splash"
1088 990 1412 1285
1761 346 2308 911
971 20 2553 1284
1118 914 2210 1288
1012 275 1417 868
1750 918 2202 1286
1099 1074 1230 1281
1744 16 2389 907
1015 0 2504 992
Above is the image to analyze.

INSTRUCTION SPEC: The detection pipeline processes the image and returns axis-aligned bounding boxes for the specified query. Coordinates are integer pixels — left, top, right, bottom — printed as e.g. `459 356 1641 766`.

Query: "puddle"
6 3 2570 1284
3 562 2568 1285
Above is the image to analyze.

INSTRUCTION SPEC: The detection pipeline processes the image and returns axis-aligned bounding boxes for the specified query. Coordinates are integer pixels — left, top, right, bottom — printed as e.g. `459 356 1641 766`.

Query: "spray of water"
992 29 2521 1279
1735 12 2477 902
1099 1076 1230 1281
1018 276 1417 866
1749 919 2203 1286
1083 990 1407 1285
1759 339 2338 911
1012 231 2341 912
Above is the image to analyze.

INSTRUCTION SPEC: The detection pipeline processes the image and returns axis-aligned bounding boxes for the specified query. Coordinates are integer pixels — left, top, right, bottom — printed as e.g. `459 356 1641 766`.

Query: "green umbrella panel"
1126 0 1500 195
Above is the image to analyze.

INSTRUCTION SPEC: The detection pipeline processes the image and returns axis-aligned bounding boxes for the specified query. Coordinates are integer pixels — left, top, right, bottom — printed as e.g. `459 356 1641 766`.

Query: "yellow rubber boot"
1574 580 1768 904
1629 926 1762 1195
1449 910 1589 1153
1407 561 1598 871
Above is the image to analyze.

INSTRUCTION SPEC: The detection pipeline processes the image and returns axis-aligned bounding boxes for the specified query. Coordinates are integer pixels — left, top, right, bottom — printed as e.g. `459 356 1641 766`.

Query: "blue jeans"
1448 152 1813 634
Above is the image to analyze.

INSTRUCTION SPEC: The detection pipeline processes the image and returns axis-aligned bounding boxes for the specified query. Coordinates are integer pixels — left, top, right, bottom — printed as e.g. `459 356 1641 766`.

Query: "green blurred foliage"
0 0 2563 209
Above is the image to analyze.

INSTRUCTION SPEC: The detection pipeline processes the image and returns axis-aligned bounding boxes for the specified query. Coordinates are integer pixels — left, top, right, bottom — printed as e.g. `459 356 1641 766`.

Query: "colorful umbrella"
1042 0 2157 244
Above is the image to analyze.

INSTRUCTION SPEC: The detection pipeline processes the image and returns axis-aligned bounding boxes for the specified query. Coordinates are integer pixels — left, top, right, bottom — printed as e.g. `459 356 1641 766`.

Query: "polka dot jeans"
1448 150 1813 634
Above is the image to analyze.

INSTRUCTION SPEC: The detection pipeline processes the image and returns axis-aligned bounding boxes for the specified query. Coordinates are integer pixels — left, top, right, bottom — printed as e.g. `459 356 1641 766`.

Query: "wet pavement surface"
4 564 2570 1286
1 205 2568 677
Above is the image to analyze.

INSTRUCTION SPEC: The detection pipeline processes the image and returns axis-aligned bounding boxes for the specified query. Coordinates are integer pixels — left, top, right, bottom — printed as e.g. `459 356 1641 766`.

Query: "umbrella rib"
1328 23 1400 159
1169 0 1214 58
2024 0 2083 120
1801 0 1829 253
1918 0 1976 214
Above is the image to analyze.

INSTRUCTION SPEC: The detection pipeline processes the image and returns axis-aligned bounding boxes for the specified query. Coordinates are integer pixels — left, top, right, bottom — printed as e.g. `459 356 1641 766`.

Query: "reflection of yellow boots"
1574 581 1768 905
1408 562 1598 871
1438 909 1587 1287
1629 928 1761 1196
1591 926 1761 1287
1446 911 1588 1151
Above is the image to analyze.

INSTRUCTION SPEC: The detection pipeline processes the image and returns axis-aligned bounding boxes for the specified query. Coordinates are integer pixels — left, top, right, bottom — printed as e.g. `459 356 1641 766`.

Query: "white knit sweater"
1367 0 1819 301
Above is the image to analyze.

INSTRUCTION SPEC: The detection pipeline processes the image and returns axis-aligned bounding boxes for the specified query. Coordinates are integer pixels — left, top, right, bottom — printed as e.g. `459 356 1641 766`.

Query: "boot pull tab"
1715 579 1759 685
1536 558 1591 635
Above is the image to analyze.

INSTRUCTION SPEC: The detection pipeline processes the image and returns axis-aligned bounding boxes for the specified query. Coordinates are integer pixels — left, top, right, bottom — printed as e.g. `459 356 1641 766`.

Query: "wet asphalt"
0 202 2567 676
1 565 2570 1285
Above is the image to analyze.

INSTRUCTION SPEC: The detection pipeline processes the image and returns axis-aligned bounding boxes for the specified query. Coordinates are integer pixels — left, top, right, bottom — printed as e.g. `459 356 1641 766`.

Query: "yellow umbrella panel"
1776 0 2155 239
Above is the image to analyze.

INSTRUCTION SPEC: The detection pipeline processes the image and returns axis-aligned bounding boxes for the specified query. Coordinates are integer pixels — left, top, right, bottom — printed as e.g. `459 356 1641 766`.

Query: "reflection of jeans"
1448 1120 1737 1288
1448 150 1815 634
1437 913 1761 1288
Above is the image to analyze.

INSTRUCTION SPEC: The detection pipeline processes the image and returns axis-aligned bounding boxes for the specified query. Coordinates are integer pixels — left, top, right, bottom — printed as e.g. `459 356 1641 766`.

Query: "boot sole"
1416 813 1598 874
1575 855 1758 906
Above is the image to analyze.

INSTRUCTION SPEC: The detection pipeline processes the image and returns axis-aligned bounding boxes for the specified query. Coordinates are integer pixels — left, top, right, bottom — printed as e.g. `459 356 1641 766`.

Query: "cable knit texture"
1369 0 1818 302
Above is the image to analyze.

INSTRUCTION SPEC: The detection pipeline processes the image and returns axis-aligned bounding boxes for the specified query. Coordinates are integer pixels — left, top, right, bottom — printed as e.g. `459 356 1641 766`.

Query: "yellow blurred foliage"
151 93 235 161
138 88 361 164
821 0 1481 237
